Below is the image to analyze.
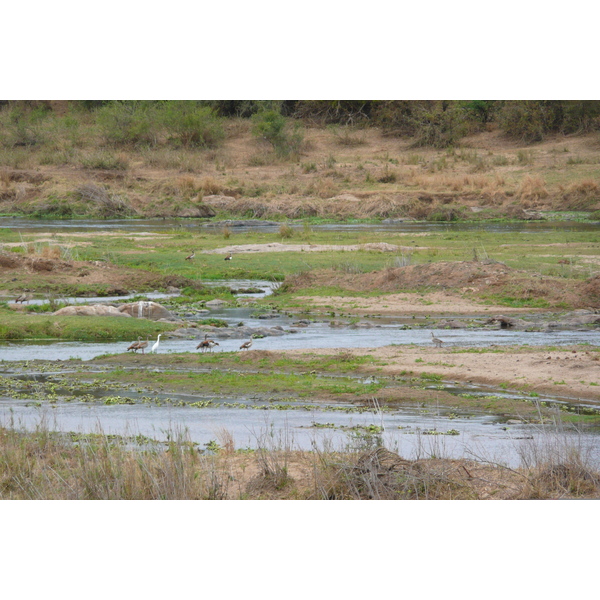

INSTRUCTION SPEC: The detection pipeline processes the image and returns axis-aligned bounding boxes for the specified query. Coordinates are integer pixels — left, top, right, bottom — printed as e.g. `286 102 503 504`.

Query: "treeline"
1 100 599 149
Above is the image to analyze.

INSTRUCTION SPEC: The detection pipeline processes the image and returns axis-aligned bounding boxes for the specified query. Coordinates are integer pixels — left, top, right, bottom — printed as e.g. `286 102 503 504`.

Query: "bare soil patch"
282 261 600 313
204 242 425 255
285 345 600 402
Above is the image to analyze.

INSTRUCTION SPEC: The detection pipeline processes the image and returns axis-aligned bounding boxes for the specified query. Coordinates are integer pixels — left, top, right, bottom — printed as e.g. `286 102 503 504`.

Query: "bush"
372 101 468 148
409 104 469 148
96 101 158 146
0 105 48 148
251 109 303 158
497 101 562 142
158 102 225 148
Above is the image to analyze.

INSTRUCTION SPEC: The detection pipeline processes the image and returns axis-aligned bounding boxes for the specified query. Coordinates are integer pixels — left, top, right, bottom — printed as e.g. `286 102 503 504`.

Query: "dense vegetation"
2 100 600 148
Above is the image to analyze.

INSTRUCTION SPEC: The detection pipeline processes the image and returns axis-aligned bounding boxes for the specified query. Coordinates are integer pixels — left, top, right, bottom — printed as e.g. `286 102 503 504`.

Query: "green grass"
0 311 178 341
91 366 385 397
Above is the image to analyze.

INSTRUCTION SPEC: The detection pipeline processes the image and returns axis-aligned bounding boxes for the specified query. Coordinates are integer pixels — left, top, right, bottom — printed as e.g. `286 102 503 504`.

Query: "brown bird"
185 250 195 261
431 332 444 348
197 339 219 353
224 253 233 261
197 334 219 353
137 338 150 354
240 337 254 351
127 337 143 353
15 293 33 304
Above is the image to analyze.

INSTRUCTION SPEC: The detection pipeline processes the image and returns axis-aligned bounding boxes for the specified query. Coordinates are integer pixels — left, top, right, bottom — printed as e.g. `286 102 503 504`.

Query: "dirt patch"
204 242 426 254
281 261 600 312
284 345 600 402
292 291 526 315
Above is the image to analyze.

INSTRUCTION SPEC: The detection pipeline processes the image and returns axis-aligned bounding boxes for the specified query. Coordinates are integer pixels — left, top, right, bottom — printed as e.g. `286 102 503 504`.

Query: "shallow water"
2 385 597 468
2 216 599 466
1 216 598 235
0 305 597 362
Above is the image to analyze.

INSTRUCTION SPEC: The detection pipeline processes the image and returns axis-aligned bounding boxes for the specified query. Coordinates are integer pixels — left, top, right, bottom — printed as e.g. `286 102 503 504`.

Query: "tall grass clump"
278 224 294 239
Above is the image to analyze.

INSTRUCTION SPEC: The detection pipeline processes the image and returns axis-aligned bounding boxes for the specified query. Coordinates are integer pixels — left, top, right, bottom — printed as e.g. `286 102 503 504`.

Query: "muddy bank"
284 345 600 403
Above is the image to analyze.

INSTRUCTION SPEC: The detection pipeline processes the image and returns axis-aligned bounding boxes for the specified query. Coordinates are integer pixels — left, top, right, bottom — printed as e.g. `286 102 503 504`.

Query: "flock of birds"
125 332 445 355
127 333 256 354
127 334 162 354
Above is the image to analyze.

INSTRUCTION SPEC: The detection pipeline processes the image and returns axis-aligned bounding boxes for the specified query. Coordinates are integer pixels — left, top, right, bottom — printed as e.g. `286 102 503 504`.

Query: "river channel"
1 216 599 466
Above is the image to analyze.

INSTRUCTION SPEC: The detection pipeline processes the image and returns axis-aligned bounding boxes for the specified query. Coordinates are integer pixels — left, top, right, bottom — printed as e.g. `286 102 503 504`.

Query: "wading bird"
185 250 195 261
151 334 161 354
240 336 254 351
431 332 444 348
197 334 219 353
15 293 33 304
127 337 143 353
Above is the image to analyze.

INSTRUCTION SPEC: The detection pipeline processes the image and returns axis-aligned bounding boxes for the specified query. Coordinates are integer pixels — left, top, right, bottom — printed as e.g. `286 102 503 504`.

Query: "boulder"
53 305 130 317
438 319 464 329
118 301 176 321
205 299 229 308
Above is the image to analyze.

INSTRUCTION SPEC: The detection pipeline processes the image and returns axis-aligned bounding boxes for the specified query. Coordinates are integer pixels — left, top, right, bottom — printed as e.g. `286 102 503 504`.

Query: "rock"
437 319 464 329
118 301 176 321
205 299 229 308
487 315 529 329
53 305 131 317
174 325 286 340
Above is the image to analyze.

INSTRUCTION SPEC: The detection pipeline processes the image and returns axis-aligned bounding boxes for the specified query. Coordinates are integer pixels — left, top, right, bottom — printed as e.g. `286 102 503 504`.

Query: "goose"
197 333 219 353
137 338 149 354
431 332 444 348
127 337 143 353
197 339 219 353
151 334 161 354
240 336 254 351
185 250 195 261
224 253 233 261
15 293 33 304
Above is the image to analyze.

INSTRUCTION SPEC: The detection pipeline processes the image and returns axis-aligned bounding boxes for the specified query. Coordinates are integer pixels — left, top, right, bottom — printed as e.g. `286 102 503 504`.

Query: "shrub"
251 109 304 158
497 101 560 143
158 101 224 148
410 104 468 148
96 101 157 146
76 183 133 218
0 105 48 148
372 101 468 148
